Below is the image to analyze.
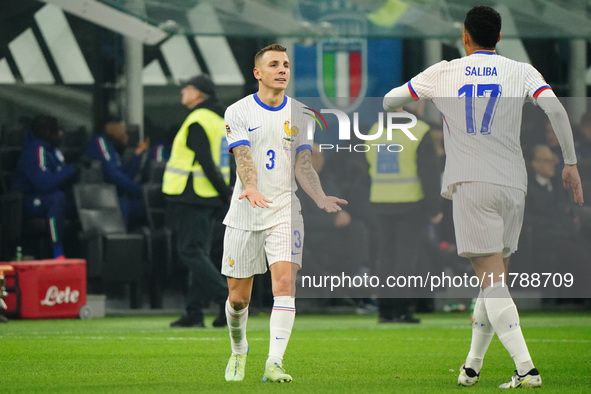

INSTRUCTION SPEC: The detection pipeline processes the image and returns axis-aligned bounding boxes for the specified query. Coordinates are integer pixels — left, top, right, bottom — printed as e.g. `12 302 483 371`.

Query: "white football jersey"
223 93 313 230
408 51 550 199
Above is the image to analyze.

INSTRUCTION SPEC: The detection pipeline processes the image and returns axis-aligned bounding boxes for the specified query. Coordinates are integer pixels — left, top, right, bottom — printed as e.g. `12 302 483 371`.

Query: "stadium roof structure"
89 0 591 41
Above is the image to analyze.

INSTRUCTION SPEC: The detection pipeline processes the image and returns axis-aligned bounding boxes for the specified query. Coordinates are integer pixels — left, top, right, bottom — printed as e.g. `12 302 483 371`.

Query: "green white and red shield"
317 15 367 113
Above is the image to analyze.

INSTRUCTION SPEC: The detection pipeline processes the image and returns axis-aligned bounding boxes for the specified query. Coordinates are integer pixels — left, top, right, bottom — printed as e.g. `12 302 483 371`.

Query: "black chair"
0 192 23 260
147 161 166 184
0 190 54 261
0 125 25 193
61 126 88 164
141 182 173 308
143 183 168 230
78 159 104 184
0 147 21 194
74 183 145 308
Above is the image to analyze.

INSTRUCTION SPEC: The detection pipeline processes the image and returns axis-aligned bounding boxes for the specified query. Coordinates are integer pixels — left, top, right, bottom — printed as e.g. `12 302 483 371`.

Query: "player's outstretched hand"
316 196 348 213
239 189 273 208
562 164 584 206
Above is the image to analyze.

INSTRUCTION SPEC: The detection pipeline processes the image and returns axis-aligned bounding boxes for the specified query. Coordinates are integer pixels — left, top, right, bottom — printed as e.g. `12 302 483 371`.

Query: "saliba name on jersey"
464 66 498 77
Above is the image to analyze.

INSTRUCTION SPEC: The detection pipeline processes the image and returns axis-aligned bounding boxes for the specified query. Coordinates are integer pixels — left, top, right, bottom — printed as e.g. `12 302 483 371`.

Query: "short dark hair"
254 43 287 66
31 115 59 139
464 6 502 49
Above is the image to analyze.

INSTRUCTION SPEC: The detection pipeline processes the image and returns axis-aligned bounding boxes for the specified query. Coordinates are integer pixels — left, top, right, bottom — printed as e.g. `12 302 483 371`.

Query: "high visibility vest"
366 119 431 203
162 108 230 197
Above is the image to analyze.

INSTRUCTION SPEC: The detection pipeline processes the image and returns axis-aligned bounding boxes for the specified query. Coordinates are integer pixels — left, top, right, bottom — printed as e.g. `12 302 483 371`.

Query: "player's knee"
228 295 250 311
272 274 293 296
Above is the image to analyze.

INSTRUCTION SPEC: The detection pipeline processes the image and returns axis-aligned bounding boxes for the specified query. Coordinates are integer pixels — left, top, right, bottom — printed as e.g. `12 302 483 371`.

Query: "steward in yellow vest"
164 74 231 328
163 85 232 205
366 118 441 212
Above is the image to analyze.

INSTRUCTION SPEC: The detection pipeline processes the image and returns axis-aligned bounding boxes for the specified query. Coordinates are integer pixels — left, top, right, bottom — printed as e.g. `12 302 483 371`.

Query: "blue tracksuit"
142 139 171 182
11 136 76 257
82 135 144 227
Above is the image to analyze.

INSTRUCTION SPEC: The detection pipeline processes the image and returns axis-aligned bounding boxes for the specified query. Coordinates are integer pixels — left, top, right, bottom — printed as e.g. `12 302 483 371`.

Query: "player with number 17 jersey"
223 93 312 231
407 53 553 199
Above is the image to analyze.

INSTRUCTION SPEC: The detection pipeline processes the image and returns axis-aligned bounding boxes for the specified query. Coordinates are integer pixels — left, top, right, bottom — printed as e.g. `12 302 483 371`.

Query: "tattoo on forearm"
297 150 324 198
233 145 257 189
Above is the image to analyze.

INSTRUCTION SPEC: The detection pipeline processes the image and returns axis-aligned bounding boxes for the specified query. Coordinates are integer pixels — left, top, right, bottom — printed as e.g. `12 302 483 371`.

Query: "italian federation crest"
317 14 368 113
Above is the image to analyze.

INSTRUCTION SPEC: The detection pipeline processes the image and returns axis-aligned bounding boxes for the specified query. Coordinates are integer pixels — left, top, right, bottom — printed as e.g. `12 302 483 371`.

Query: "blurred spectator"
367 116 442 323
525 144 590 296
11 115 76 259
82 117 149 229
575 111 591 160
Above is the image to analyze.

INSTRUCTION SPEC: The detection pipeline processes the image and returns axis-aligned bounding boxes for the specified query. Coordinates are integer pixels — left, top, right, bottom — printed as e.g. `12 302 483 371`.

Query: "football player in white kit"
222 44 347 383
382 6 583 389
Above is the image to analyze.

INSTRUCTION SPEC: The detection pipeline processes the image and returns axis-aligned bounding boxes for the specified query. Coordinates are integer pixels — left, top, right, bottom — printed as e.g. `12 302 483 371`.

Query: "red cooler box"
2 259 87 319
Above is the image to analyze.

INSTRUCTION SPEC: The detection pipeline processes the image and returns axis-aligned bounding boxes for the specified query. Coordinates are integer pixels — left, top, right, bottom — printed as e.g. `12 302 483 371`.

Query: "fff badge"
317 14 368 113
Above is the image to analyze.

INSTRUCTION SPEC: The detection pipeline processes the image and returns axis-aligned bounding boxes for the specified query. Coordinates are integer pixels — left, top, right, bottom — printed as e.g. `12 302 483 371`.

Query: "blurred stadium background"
1 0 590 137
1 0 591 314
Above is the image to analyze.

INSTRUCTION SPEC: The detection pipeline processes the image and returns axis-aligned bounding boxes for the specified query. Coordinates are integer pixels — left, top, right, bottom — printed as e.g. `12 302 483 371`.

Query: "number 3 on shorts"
293 230 302 251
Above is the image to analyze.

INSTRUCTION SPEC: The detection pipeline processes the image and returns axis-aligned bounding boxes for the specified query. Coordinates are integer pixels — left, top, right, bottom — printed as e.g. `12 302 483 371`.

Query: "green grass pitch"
1 311 590 393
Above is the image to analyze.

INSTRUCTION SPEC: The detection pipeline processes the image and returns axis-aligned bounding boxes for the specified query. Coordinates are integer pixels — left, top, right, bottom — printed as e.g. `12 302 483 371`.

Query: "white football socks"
266 296 296 368
483 284 535 375
465 290 494 373
226 299 249 355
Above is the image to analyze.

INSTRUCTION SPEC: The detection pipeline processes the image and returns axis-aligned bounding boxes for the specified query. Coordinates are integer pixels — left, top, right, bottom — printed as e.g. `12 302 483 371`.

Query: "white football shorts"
452 182 525 259
221 220 304 278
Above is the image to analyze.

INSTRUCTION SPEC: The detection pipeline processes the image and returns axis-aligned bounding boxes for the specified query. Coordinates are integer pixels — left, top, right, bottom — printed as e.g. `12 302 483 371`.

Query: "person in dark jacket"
525 144 590 297
163 74 232 328
82 117 149 228
11 115 76 259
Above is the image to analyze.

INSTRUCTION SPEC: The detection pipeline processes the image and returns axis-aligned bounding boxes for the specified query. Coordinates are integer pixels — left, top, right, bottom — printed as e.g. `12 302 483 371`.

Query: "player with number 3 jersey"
223 94 312 231
222 43 347 384
383 6 583 389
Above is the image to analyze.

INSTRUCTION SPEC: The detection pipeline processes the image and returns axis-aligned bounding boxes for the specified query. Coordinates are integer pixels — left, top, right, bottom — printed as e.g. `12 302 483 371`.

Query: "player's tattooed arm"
295 148 324 200
233 144 272 208
233 145 257 190
295 149 347 213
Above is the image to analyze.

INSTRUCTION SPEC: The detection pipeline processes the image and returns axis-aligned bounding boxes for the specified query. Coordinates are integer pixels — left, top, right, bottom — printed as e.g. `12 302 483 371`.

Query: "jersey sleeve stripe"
407 81 420 101
98 137 111 160
295 144 312 154
533 85 552 98
38 146 46 171
441 113 451 136
228 140 250 152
